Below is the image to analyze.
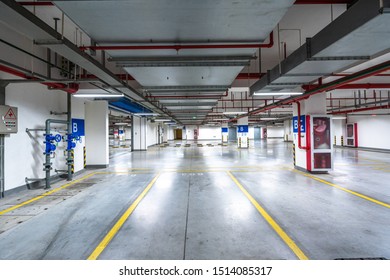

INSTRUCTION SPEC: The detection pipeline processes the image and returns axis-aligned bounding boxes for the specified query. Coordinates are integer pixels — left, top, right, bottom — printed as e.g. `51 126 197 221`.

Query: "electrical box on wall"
0 105 18 134
346 123 358 148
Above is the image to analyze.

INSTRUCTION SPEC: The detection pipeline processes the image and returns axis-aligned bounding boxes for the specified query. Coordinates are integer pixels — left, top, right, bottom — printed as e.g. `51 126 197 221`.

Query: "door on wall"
228 127 237 141
254 127 261 139
175 129 182 140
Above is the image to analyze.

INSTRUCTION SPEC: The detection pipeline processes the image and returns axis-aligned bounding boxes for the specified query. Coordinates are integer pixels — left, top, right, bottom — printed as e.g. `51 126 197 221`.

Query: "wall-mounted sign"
293 115 306 133
72 118 85 137
237 125 248 133
0 105 18 134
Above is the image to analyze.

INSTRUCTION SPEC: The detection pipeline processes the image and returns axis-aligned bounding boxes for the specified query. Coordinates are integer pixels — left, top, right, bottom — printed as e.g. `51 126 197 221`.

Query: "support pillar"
221 123 228 144
237 116 249 149
293 93 333 173
85 101 109 168
132 116 147 151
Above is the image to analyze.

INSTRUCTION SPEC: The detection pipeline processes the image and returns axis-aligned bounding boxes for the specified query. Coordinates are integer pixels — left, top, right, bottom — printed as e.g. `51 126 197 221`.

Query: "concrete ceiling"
52 0 296 124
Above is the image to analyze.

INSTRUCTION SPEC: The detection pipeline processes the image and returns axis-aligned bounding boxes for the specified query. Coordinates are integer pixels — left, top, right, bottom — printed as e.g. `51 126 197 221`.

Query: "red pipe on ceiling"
0 64 78 93
332 105 390 115
80 32 274 51
80 73 134 81
303 83 390 91
294 60 390 103
235 61 390 121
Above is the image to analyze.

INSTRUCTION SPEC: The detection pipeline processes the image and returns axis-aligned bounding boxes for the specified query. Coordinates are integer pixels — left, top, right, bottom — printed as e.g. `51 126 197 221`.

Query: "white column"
85 101 109 168
221 123 228 143
132 116 147 151
237 116 249 148
293 92 333 173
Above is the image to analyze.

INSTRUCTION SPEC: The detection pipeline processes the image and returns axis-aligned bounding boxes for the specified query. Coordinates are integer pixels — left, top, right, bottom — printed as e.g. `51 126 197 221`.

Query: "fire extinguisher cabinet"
310 115 333 172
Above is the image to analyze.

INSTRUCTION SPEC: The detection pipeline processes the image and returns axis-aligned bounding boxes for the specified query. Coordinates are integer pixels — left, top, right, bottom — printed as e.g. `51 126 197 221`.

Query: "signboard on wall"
293 116 306 133
237 125 248 133
72 118 85 137
0 105 18 134
221 127 228 133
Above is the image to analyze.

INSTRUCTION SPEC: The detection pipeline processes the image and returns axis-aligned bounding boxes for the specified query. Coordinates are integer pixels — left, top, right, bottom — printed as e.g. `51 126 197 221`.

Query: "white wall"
198 127 221 140
167 126 174 140
284 119 293 141
146 121 158 147
348 115 390 150
71 97 86 173
267 126 284 138
85 101 109 166
132 116 147 150
184 126 194 140
248 127 255 139
332 119 346 146
4 82 69 191
124 127 132 140
182 126 223 140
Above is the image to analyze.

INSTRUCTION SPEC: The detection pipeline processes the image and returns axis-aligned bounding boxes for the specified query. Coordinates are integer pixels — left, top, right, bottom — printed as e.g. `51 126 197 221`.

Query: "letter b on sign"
73 122 78 133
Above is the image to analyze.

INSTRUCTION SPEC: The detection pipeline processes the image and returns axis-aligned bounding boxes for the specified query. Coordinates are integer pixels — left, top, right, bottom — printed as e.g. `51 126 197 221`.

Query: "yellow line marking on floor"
96 171 153 175
294 170 390 209
227 171 309 260
87 173 161 260
0 172 98 216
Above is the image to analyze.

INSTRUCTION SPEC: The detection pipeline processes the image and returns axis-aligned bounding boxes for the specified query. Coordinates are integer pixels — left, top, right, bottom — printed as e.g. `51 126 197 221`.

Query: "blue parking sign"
293 116 306 133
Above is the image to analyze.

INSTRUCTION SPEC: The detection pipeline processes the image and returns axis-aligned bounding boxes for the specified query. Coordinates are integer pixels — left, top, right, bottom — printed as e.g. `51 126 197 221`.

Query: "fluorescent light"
74 93 124 98
332 116 347 120
154 119 171 122
260 117 278 120
253 92 303 96
114 122 129 125
212 118 229 121
222 111 246 115
229 87 249 93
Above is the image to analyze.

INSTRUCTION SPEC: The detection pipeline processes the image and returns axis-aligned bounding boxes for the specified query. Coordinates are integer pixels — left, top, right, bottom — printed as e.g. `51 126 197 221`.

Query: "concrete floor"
0 139 389 260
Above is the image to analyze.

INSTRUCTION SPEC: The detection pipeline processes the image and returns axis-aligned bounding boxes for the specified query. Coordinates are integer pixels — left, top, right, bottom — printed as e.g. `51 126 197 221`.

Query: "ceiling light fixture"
253 92 303 96
73 93 124 98
260 117 279 120
222 111 246 115
154 119 172 122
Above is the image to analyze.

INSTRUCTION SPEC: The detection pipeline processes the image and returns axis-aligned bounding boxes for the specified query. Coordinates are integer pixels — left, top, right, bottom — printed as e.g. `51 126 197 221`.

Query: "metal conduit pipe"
0 64 78 93
67 94 72 181
45 119 68 189
328 98 390 112
240 60 390 120
302 83 390 91
80 32 274 51
295 101 308 150
331 104 390 115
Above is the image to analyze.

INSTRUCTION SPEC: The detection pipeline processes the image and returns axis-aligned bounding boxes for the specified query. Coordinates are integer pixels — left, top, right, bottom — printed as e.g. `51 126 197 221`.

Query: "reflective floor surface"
0 139 389 260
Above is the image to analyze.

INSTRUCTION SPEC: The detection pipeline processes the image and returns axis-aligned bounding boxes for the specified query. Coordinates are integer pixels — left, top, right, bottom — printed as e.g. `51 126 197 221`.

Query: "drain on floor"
67 182 95 189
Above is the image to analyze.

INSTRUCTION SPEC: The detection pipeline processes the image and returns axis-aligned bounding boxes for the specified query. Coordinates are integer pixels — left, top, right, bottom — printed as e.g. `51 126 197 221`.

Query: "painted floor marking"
0 172 98 216
87 173 161 260
227 171 309 260
294 170 390 209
